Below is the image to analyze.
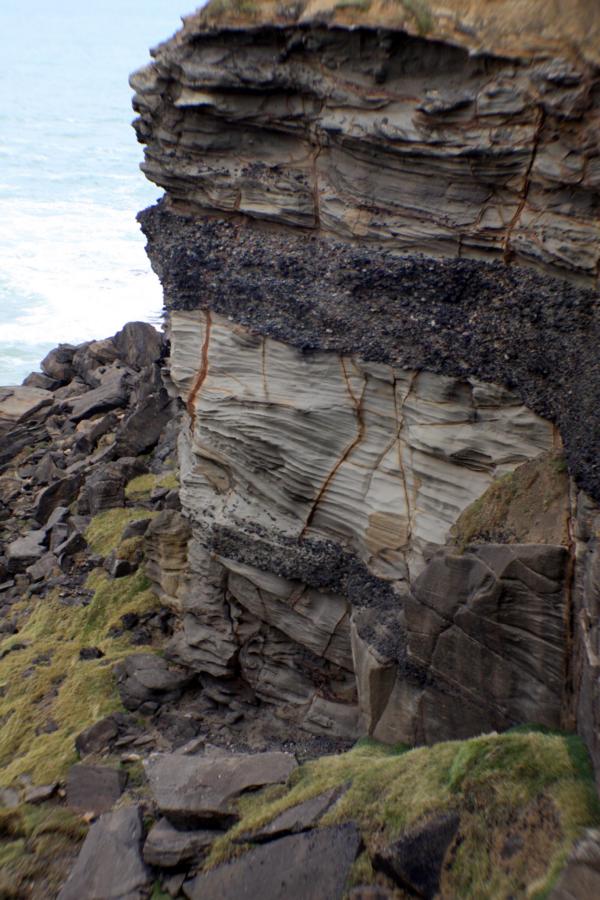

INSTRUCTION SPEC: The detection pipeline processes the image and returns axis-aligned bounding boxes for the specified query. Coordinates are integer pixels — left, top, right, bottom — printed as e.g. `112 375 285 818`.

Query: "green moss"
0 568 159 785
0 804 86 898
85 507 156 556
205 732 600 898
125 471 178 501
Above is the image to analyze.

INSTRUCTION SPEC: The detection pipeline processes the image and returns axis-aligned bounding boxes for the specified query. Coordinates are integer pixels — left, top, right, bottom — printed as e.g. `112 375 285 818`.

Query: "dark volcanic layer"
140 202 600 501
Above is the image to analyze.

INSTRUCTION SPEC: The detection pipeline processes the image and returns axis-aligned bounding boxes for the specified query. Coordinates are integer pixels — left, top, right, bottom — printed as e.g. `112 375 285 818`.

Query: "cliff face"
131 7 600 757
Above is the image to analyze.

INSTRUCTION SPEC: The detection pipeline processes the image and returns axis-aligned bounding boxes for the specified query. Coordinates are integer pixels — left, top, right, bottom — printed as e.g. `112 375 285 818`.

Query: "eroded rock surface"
132 17 600 284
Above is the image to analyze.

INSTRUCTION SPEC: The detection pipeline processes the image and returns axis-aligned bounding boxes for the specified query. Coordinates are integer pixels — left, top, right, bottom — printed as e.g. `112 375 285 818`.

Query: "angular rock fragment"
143 817 217 867
115 653 192 713
373 812 460 899
145 751 298 826
58 805 151 900
183 823 362 900
238 785 347 843
34 473 82 524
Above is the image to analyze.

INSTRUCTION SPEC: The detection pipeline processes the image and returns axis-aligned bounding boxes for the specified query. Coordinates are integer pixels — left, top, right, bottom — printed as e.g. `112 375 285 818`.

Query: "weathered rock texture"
132 6 600 758
132 9 600 285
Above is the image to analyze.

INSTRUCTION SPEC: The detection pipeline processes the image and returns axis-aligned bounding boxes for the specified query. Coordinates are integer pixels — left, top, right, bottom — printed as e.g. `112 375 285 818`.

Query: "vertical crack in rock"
300 361 368 538
186 309 212 432
503 106 546 264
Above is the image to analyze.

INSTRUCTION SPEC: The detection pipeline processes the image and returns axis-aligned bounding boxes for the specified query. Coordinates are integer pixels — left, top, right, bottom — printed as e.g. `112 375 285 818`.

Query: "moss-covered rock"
204 731 600 898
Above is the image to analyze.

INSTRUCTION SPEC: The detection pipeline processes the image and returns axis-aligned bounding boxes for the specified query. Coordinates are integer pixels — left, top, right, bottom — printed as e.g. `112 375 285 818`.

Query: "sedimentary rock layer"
132 18 600 285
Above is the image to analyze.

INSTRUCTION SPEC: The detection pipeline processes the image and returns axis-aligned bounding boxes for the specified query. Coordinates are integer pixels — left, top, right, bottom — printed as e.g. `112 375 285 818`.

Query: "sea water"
0 0 193 385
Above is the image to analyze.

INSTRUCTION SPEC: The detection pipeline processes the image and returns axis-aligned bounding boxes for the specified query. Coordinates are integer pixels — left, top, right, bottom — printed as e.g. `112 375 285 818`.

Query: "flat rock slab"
373 812 460 900
143 817 217 867
58 805 151 900
145 751 298 826
184 823 362 900
66 763 127 815
238 785 347 843
0 386 53 435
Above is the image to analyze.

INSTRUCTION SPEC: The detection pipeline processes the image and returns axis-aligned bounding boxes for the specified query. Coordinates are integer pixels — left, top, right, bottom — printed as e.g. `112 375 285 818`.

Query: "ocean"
0 0 192 385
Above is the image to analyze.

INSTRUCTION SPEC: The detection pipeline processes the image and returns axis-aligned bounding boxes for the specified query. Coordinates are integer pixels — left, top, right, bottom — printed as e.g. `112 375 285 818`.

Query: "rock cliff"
131 2 600 764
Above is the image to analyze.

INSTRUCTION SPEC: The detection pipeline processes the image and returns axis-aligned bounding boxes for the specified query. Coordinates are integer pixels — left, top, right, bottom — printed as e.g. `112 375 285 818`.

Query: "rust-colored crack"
502 106 545 264
300 361 367 538
186 309 212 432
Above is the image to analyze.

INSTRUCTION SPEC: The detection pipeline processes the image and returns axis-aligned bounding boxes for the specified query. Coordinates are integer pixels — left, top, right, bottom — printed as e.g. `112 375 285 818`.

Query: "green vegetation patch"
0 804 86 898
451 450 570 550
85 506 156 556
205 731 600 898
0 565 159 786
125 471 178 502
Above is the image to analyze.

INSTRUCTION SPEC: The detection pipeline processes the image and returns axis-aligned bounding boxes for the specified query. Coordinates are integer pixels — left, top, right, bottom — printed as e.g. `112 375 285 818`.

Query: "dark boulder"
113 322 164 371
373 812 460 899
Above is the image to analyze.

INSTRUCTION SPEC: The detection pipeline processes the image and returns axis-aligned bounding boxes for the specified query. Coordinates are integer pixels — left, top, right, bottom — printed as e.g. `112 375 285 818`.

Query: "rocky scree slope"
130 3 600 769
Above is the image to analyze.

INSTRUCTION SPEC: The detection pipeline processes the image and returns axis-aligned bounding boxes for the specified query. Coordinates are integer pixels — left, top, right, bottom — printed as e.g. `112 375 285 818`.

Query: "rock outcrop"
131 1 600 762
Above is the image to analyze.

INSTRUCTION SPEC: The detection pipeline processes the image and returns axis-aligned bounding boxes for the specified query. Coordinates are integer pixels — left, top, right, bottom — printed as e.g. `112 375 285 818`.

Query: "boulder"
66 763 127 815
76 716 120 757
113 322 163 371
7 529 47 572
58 805 151 900
145 750 298 826
34 473 83 524
183 823 362 900
373 812 460 899
78 465 126 516
0 386 53 437
41 344 77 383
143 817 217 867
115 653 192 713
24 782 58 804
65 366 129 423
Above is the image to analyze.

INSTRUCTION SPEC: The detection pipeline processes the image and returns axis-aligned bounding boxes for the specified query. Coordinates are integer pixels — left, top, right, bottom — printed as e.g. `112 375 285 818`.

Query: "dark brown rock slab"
145 750 298 827
373 812 460 900
238 785 347 844
66 763 127 815
58 805 151 900
113 322 163 371
143 817 217 868
34 473 83 524
183 823 362 900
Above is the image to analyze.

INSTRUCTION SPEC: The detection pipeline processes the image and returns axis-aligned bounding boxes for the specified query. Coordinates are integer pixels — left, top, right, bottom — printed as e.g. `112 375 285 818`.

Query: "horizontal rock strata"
132 21 600 285
133 10 600 756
